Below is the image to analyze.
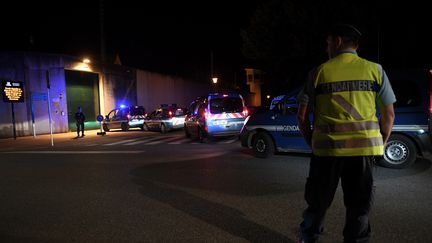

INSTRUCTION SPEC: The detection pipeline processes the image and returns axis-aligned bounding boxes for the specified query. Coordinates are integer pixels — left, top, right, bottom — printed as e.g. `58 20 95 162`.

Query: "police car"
143 104 187 133
240 69 432 169
102 105 146 131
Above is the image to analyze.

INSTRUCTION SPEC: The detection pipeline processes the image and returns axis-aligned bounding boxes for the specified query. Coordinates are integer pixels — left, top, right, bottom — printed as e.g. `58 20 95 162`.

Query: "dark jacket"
75 112 86 123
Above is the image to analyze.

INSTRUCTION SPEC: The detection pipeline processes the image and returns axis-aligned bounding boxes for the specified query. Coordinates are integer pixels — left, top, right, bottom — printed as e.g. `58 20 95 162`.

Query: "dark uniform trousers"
300 155 374 243
76 121 85 136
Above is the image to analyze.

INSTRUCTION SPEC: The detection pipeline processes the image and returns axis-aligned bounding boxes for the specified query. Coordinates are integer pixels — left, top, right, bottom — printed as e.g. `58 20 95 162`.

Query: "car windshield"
210 97 243 114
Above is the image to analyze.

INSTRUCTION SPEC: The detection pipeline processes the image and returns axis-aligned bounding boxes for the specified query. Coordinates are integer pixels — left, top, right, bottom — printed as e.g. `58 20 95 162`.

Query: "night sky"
2 1 432 89
3 1 258 81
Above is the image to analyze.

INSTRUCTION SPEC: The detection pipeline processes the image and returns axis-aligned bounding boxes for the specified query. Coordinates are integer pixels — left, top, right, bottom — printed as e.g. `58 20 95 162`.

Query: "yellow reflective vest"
312 52 383 156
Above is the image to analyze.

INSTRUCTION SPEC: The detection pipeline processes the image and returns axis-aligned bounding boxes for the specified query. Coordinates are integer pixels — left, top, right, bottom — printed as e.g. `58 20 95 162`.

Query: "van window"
130 107 145 116
210 97 243 114
391 80 422 108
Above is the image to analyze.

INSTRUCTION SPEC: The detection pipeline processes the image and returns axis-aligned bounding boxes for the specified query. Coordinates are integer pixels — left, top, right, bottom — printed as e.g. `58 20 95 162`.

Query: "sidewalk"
0 129 103 152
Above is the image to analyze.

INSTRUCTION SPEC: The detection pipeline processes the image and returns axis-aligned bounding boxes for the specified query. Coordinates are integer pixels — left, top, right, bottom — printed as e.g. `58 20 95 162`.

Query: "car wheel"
184 125 191 138
103 124 110 132
121 122 129 131
252 132 275 158
160 123 166 133
380 134 417 169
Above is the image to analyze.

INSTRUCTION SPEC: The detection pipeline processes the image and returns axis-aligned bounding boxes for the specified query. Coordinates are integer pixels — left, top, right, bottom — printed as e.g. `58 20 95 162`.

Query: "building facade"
0 52 210 138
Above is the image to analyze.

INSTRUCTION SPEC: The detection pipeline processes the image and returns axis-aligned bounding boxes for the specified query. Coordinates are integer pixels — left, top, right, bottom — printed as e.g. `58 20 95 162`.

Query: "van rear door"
207 95 246 135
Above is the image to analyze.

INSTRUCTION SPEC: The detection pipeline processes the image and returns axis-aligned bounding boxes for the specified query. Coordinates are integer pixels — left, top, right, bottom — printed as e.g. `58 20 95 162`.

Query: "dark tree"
241 0 379 93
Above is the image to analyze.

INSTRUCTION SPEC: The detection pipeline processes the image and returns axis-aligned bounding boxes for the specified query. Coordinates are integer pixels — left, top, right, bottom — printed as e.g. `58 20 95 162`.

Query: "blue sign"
96 114 104 122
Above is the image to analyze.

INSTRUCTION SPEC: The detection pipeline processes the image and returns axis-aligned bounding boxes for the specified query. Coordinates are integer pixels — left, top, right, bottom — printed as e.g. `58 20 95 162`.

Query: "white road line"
123 136 162 145
145 136 185 145
3 151 145 154
104 139 140 146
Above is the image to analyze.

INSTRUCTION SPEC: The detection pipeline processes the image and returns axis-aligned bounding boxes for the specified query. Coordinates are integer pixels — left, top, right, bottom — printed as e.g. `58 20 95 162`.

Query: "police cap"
328 24 362 43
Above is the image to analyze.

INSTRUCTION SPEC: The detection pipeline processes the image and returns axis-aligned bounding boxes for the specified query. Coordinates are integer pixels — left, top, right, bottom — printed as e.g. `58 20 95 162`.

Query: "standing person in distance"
75 106 86 138
296 24 396 243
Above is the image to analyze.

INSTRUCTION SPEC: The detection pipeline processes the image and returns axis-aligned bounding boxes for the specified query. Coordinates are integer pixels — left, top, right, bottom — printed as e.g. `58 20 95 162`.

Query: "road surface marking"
104 139 139 146
3 150 145 154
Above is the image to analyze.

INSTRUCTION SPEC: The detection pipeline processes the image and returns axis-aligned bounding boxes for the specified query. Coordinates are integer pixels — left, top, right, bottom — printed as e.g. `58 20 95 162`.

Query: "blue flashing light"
119 104 126 108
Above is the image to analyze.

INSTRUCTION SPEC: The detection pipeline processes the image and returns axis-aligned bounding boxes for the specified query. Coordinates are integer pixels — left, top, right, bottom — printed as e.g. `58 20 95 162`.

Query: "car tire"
252 132 275 158
121 122 129 131
160 123 166 133
380 134 417 169
103 124 110 132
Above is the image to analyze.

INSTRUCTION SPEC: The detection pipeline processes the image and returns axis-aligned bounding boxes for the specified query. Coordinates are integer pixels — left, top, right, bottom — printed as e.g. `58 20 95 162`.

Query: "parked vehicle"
240 69 432 169
184 92 248 142
102 105 146 131
143 104 187 133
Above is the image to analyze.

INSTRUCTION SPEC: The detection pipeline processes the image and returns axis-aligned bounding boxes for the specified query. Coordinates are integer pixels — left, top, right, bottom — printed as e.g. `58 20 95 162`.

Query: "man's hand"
297 104 312 147
380 104 395 144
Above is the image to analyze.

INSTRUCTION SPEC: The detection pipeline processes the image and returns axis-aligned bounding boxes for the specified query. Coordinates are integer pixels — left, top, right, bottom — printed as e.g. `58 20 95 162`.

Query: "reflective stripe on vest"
331 94 363 120
313 136 383 149
314 121 380 133
312 53 384 156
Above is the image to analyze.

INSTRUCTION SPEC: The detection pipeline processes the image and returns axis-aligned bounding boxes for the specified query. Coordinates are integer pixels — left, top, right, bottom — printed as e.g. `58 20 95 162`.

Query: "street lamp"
211 77 218 92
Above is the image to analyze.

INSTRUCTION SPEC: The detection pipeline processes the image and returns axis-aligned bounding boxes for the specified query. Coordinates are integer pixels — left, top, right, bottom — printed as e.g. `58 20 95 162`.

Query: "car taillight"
168 111 173 117
428 70 432 134
204 108 210 119
429 69 432 113
127 114 131 119
242 108 248 117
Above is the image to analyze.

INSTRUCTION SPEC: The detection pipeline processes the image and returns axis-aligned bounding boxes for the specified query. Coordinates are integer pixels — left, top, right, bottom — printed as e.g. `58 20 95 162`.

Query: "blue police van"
240 69 432 169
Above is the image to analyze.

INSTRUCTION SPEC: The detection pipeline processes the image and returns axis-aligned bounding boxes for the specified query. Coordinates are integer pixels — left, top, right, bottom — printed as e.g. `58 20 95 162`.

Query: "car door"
147 110 162 130
271 102 310 152
104 109 119 130
110 109 123 130
185 101 200 137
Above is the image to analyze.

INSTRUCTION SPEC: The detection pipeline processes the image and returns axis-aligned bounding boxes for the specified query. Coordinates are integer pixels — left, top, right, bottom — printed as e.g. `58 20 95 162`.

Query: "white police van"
240 69 432 169
185 92 248 142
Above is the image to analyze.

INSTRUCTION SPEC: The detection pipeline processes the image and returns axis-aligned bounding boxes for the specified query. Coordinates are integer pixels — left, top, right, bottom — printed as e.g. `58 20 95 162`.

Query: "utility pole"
210 50 214 78
100 0 106 63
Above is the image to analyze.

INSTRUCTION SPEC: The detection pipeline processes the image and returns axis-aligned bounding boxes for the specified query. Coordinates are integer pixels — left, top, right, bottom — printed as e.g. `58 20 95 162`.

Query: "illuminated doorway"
65 70 100 131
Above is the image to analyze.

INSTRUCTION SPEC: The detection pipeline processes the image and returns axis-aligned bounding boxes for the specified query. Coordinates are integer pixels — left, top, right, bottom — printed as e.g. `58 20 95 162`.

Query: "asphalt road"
0 130 431 242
